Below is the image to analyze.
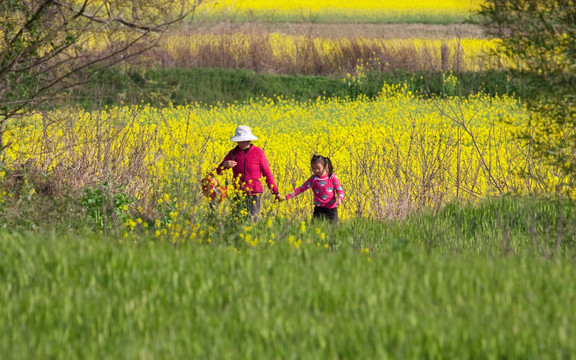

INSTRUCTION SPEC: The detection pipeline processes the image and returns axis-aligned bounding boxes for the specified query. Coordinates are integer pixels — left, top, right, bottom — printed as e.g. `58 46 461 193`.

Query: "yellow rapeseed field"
5 84 567 236
212 0 483 11
199 0 485 22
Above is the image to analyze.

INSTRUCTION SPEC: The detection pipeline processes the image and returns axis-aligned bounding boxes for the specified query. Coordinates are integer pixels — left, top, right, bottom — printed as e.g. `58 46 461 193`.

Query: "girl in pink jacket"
217 125 280 218
285 155 344 222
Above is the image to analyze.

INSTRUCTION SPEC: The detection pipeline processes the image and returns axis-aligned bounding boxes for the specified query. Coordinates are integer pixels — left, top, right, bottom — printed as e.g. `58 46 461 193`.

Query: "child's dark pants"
313 206 338 222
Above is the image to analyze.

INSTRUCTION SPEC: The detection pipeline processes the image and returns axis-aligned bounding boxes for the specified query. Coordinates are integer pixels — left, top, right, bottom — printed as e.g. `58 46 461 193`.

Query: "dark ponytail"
311 154 334 178
325 157 334 178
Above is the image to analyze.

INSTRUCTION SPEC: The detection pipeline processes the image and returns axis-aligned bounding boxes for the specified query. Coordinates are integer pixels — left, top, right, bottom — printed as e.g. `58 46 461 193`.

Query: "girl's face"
311 161 327 177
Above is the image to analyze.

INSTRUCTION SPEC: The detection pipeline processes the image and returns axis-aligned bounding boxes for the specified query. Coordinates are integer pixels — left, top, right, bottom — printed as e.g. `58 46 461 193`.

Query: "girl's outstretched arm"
285 177 313 200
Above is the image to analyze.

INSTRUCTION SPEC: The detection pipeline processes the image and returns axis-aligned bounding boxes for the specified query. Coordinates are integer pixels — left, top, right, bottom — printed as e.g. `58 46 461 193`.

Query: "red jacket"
217 145 279 195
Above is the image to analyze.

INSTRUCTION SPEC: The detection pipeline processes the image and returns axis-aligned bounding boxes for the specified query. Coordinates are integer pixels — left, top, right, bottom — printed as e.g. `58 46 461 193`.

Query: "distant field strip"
157 33 510 74
197 0 485 23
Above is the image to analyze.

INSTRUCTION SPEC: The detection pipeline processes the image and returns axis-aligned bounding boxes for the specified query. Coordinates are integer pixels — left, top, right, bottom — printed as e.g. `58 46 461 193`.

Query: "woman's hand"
223 160 237 169
336 197 343 206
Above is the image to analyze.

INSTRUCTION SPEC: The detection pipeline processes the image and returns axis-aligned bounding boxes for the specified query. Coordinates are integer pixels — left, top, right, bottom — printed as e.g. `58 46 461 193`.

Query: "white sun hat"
230 125 258 142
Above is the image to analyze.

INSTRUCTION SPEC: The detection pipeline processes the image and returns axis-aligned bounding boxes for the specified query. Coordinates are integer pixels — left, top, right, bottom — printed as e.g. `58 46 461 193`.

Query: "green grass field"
2 197 575 358
2 1 575 356
71 67 521 108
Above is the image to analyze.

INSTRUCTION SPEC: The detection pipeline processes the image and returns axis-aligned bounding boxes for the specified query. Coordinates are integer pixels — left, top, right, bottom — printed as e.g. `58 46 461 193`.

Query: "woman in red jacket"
217 125 281 218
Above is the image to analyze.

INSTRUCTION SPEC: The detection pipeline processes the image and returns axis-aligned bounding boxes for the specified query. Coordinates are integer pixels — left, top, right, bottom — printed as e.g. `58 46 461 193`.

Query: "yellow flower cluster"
4 87 569 227
200 0 485 21
213 0 483 10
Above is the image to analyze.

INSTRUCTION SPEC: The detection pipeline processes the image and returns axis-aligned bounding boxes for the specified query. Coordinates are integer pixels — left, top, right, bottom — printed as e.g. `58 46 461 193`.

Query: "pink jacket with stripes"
285 174 344 209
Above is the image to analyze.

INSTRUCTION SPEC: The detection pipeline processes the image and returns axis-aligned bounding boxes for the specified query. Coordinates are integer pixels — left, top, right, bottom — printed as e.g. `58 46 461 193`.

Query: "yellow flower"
125 219 136 231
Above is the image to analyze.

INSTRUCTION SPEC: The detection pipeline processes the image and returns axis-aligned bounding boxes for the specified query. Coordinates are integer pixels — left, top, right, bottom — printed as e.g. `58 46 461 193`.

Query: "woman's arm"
216 149 236 175
259 151 279 194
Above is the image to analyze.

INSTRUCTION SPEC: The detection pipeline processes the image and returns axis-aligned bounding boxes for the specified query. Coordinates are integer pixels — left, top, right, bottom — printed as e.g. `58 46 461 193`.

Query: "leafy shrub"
81 183 134 231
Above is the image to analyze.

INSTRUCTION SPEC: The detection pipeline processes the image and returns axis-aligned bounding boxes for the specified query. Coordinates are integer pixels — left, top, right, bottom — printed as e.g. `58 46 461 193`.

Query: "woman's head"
311 155 333 178
230 125 258 142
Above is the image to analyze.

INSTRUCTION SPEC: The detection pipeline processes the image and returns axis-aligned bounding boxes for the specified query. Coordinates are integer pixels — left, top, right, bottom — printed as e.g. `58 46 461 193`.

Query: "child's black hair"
311 155 334 178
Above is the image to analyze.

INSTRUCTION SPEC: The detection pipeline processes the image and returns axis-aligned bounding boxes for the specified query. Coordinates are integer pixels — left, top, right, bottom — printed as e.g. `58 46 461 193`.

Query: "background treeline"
75 67 523 108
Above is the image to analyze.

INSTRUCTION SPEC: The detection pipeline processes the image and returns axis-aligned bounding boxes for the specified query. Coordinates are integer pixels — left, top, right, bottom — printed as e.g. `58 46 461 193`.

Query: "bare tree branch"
0 0 208 159
53 0 200 33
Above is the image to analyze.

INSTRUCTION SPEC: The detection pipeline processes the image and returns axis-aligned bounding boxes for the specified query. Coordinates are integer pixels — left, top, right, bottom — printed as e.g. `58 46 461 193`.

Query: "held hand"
275 193 285 202
223 160 237 169
336 197 343 206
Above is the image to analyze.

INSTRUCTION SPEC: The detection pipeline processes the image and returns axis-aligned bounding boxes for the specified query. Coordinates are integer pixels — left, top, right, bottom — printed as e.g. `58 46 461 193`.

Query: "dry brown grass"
179 22 486 39
0 108 164 232
145 24 499 76
138 20 499 75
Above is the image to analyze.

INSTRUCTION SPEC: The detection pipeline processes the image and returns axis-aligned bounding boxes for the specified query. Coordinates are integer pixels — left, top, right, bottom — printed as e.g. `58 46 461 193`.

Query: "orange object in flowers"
201 174 227 205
